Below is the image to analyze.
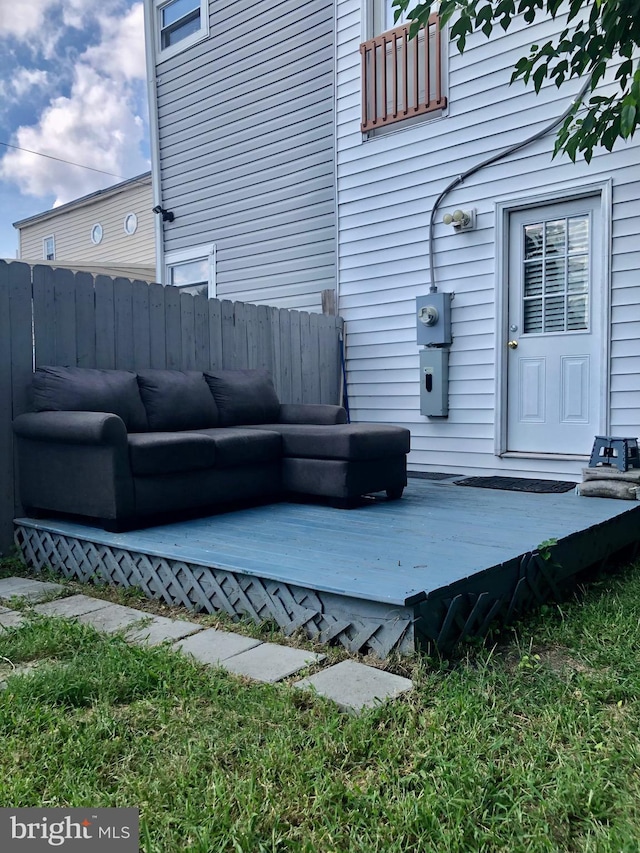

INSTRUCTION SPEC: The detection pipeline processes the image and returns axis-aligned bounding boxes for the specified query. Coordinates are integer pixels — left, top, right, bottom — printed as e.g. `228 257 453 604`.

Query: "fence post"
0 261 33 554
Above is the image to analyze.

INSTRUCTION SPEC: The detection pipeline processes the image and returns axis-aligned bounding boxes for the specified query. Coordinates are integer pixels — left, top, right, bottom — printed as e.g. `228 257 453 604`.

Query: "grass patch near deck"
1 559 639 852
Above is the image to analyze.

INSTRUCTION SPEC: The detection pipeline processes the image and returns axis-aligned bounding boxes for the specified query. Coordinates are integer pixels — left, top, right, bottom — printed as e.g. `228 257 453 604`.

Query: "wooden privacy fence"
0 260 343 554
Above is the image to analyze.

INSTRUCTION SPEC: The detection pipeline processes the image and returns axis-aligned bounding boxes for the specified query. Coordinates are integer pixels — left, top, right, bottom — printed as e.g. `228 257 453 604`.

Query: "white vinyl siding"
337 0 640 480
18 178 154 269
153 0 336 314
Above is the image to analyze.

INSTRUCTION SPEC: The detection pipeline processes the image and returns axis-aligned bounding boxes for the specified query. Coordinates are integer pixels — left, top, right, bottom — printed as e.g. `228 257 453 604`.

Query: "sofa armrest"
13 411 128 446
13 411 134 521
278 403 348 425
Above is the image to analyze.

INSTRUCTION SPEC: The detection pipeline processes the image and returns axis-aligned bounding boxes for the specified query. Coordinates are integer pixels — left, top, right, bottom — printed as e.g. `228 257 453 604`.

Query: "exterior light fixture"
152 205 175 223
442 209 476 231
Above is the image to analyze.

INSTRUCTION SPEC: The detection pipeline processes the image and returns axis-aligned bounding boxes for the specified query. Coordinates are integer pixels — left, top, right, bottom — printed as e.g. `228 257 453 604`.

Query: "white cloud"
0 1 148 205
83 3 146 82
0 0 130 54
60 0 107 30
12 68 49 96
0 0 55 39
0 63 148 205
8 68 50 99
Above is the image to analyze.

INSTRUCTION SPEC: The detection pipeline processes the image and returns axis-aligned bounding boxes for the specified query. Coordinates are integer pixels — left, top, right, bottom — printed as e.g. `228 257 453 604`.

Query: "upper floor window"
43 235 55 261
361 2 447 134
373 0 410 35
165 244 216 298
155 0 208 61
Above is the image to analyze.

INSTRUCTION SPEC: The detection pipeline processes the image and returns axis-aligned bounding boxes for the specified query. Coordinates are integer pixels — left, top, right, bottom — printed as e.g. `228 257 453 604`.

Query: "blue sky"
0 0 149 259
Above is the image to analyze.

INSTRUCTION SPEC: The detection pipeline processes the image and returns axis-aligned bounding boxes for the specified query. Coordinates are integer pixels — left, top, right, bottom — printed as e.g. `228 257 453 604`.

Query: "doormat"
454 476 576 493
408 472 455 480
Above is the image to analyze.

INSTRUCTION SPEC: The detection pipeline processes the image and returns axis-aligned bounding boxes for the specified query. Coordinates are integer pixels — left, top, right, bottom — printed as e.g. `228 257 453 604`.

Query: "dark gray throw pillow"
31 366 148 432
137 370 219 431
204 369 280 426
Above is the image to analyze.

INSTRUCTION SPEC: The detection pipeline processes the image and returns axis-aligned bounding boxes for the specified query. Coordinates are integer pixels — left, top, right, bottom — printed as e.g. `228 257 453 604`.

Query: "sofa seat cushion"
32 366 148 432
137 370 219 431
204 369 280 426
246 423 411 461
128 432 217 476
195 428 282 469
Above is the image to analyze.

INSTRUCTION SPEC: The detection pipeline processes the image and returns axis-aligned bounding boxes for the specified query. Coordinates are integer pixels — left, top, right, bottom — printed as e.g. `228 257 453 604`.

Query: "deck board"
14 479 638 607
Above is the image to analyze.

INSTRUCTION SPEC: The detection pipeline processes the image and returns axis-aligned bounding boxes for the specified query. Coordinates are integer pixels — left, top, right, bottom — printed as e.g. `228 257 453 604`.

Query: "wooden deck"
14 477 640 657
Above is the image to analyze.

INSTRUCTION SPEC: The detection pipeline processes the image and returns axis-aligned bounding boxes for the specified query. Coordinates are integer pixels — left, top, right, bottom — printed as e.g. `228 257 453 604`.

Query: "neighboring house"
143 0 336 311
144 0 640 482
13 172 155 282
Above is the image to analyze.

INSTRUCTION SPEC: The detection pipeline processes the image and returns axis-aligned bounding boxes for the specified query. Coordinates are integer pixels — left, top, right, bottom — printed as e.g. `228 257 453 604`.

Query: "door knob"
507 339 518 349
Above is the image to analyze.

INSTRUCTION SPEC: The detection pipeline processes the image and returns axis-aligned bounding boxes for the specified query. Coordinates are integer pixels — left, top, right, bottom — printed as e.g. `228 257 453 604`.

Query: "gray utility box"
416 292 453 346
420 347 449 417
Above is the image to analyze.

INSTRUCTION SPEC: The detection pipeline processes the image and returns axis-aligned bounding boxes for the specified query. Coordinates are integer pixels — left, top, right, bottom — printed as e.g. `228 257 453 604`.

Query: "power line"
0 140 126 179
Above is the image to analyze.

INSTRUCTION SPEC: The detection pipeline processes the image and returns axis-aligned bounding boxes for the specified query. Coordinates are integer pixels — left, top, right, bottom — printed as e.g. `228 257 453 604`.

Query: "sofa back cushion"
204 369 280 426
31 366 148 432
137 370 219 431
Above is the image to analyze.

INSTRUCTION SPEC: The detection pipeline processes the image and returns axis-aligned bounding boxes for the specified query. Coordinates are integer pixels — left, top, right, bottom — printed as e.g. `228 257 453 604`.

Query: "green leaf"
532 64 547 92
621 102 637 137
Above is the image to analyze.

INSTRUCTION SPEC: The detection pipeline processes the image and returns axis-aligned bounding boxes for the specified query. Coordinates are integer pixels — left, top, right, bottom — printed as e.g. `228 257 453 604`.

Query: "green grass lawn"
1 557 639 853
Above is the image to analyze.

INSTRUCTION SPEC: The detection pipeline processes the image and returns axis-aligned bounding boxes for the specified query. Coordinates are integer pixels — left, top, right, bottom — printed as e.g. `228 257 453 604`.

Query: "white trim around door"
494 182 612 458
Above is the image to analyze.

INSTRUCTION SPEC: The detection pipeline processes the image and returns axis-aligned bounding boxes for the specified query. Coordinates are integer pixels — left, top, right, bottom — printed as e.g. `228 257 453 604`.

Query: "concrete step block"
173 629 262 665
34 595 112 619
0 577 65 603
0 610 26 630
76 604 151 634
126 616 202 646
294 660 413 712
223 643 325 683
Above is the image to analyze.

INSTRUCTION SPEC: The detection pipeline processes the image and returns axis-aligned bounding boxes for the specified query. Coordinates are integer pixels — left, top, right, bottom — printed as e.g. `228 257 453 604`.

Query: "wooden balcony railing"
360 15 446 133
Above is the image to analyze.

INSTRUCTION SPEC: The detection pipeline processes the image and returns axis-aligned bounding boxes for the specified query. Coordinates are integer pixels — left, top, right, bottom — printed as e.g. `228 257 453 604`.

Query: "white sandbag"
577 480 639 500
582 467 640 483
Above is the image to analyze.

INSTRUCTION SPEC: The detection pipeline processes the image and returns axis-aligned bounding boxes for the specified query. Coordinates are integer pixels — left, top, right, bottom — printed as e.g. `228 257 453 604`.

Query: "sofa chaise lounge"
13 366 410 530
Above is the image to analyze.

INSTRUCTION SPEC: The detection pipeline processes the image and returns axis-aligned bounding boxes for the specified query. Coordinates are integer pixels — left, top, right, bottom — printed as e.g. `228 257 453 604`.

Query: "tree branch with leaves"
393 0 640 162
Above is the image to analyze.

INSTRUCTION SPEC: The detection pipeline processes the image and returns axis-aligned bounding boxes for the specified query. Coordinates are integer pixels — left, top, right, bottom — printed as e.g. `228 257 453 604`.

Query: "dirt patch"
535 647 599 677
0 657 61 689
496 644 599 677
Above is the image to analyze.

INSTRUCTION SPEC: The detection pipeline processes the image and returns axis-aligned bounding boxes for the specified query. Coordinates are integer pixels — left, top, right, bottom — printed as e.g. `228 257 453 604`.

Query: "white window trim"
165 243 216 298
366 0 418 39
123 213 138 235
361 1 449 139
43 235 55 261
493 181 612 458
154 0 209 63
91 223 103 245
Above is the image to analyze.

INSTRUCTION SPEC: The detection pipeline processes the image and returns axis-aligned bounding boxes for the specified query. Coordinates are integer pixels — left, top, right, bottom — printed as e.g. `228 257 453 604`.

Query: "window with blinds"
522 215 590 334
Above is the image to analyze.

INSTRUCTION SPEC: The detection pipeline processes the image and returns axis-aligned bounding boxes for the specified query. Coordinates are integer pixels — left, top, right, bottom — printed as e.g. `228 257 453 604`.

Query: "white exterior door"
506 197 603 455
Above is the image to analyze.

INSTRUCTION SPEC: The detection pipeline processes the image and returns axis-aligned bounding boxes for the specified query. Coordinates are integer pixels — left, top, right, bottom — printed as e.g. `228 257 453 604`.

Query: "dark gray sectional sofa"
13 366 410 530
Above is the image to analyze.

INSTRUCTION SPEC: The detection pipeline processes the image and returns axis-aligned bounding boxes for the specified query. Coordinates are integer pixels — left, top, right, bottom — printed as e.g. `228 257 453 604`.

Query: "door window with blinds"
522 214 590 334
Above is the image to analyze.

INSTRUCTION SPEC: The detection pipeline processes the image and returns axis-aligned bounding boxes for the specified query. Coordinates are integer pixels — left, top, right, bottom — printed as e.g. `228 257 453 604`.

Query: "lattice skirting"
415 551 564 654
15 524 415 658
415 516 640 654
